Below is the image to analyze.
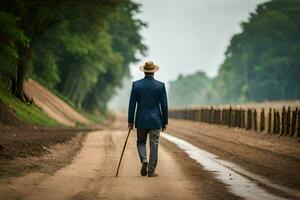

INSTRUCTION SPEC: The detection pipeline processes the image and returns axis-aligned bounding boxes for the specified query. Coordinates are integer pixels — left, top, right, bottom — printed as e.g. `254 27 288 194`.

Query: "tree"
215 0 300 102
170 0 300 106
82 0 147 112
29 0 146 113
169 71 219 107
0 11 29 60
0 0 120 101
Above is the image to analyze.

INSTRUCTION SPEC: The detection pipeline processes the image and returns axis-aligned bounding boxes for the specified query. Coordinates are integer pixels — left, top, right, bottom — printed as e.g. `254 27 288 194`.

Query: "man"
128 61 168 177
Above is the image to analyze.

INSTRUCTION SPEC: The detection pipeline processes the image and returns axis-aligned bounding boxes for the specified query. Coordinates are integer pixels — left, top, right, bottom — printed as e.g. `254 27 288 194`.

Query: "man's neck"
145 75 154 78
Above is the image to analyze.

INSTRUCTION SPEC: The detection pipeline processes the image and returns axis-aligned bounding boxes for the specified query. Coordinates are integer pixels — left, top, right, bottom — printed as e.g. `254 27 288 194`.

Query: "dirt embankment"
0 100 25 127
24 79 91 126
0 79 98 178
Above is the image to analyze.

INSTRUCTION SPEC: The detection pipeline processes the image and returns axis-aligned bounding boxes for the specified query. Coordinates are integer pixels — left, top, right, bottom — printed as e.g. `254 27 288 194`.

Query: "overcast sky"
131 0 268 83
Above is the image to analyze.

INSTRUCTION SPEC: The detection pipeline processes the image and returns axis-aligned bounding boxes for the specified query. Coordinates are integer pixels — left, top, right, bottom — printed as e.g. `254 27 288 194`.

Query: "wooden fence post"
220 109 222 125
254 109 258 132
291 108 297 137
227 107 229 126
286 106 291 136
199 108 202 122
218 109 220 124
297 109 300 138
276 111 281 134
239 109 242 128
228 106 232 127
234 109 238 127
260 108 265 132
224 109 226 125
273 109 277 134
281 106 286 136
210 106 213 124
224 108 227 126
220 109 223 125
247 109 252 130
237 109 240 128
241 109 245 129
232 109 235 127
268 108 272 133
231 109 234 127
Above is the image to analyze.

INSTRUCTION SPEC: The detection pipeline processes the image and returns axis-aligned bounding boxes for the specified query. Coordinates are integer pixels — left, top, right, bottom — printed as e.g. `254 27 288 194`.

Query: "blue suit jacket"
128 76 168 129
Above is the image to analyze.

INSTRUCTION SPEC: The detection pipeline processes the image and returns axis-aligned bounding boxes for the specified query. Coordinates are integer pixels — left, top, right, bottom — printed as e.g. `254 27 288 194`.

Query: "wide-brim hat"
139 61 159 73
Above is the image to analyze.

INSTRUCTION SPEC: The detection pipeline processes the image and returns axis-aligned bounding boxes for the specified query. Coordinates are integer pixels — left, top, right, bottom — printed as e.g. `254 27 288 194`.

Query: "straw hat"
139 61 159 73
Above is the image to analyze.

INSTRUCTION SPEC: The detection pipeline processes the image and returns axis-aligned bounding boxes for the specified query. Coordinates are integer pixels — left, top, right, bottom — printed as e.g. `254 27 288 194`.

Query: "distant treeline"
169 0 300 108
0 0 146 114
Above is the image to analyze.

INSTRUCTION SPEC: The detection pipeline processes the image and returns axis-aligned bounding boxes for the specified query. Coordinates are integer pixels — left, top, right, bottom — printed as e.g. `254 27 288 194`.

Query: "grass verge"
82 112 105 124
0 89 59 126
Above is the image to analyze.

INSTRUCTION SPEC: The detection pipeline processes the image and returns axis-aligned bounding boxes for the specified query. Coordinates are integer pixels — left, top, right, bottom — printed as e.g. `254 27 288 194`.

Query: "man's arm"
128 82 136 129
160 83 168 130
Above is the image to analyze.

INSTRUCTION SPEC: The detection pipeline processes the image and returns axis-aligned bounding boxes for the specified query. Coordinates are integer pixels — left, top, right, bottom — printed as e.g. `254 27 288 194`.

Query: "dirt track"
0 117 299 200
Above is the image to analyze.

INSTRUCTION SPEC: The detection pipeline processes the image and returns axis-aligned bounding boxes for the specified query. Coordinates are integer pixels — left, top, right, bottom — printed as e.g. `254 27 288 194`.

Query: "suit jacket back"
128 76 168 129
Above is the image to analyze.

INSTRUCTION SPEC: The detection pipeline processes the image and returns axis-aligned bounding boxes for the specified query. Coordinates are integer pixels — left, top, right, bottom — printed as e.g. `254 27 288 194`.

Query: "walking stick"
115 128 132 177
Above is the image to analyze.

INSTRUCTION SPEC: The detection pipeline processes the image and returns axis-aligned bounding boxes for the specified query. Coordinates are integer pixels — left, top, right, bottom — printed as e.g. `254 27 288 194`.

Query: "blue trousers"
136 129 160 173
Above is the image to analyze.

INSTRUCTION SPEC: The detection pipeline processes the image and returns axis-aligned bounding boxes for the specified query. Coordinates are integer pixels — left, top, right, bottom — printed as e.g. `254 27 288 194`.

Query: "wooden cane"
115 128 132 177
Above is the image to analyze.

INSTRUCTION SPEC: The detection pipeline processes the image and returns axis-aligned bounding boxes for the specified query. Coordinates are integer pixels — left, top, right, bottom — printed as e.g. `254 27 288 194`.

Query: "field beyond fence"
169 103 300 138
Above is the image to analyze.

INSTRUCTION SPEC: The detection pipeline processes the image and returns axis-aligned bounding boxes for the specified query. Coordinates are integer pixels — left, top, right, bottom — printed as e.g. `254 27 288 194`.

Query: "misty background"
109 0 269 110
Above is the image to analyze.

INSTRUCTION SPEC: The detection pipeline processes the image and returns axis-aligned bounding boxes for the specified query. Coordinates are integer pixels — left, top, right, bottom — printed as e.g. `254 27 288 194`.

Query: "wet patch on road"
162 132 300 200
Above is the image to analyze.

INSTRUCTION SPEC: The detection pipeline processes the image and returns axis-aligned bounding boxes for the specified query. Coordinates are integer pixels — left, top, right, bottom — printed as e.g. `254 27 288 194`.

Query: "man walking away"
128 61 168 177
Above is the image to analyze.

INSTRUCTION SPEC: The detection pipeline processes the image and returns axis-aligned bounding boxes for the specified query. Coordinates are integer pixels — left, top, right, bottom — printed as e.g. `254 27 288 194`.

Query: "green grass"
0 76 104 127
82 112 105 124
0 89 60 126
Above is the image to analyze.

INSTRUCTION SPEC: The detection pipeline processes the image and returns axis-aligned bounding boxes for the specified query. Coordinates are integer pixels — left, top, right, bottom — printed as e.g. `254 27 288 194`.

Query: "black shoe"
141 161 148 176
148 172 158 177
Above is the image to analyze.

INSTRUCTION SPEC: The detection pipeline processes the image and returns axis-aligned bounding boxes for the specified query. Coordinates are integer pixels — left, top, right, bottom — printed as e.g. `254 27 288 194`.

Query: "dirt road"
0 129 234 200
0 118 299 200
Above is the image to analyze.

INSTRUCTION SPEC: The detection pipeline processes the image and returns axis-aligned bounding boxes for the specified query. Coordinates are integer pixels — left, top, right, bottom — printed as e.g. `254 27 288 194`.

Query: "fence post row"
169 106 299 138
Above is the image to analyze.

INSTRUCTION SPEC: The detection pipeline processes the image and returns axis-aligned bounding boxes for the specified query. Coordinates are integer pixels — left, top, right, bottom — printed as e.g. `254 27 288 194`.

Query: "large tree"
82 0 147 112
30 0 146 112
0 0 120 101
1 0 146 114
215 0 300 102
168 0 300 106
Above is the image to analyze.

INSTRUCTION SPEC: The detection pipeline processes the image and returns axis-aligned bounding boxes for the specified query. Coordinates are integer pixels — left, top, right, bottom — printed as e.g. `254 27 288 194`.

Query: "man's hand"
162 125 167 132
128 123 134 130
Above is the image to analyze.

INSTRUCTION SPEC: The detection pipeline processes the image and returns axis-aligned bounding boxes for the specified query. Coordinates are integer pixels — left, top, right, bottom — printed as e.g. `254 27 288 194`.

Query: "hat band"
144 65 155 70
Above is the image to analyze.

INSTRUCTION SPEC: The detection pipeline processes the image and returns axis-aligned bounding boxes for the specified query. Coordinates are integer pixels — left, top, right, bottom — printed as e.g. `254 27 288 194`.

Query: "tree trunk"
13 47 33 103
